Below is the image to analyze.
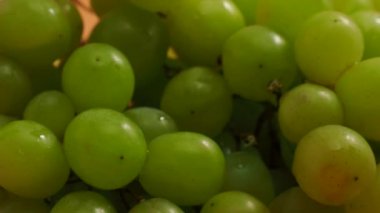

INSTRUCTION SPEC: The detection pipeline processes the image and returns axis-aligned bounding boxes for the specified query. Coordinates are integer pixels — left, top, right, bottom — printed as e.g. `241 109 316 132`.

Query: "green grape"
375 0 380 10
91 0 125 16
89 2 169 93
269 187 345 213
0 56 32 116
48 179 92 204
270 169 298 196
0 0 71 70
231 0 259 25
124 107 178 142
129 198 184 213
351 11 380 59
295 11 364 86
228 97 266 133
51 191 117 213
160 67 233 137
215 131 238 155
0 194 49 213
279 135 296 169
201 191 270 213
278 83 343 143
167 0 245 66
129 0 175 13
62 43 135 112
346 164 380 213
139 132 225 206
23 90 75 139
55 0 83 52
223 149 275 204
335 58 380 141
64 108 146 190
330 0 374 14
222 25 298 103
255 0 332 42
292 125 377 206
0 120 70 198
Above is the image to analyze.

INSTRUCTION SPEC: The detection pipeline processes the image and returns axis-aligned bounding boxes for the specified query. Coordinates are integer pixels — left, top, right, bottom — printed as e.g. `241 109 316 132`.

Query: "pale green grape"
346 164 380 213
62 43 134 112
124 107 178 142
129 198 184 213
223 149 275 204
232 0 259 24
201 191 270 213
351 11 380 59
23 90 75 139
330 0 374 14
167 0 245 66
160 67 233 137
269 187 345 213
295 11 363 86
0 0 72 70
0 120 70 198
0 194 49 213
64 108 146 190
51 191 117 213
278 83 343 143
0 56 32 116
139 132 225 206
222 25 298 103
255 0 332 42
335 57 380 141
292 125 377 206
89 2 169 93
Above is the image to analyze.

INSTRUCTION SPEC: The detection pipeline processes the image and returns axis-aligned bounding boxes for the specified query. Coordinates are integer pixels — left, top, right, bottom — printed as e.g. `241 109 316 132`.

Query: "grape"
23 90 75 139
129 0 175 13
160 67 233 137
0 0 72 70
139 132 225 206
124 107 178 142
64 108 146 190
89 2 169 93
335 57 380 141
231 0 259 25
167 0 245 66
295 11 363 86
292 125 377 206
0 193 50 213
278 83 343 143
51 191 116 213
0 120 70 198
255 0 332 42
346 164 380 213
0 56 32 116
129 198 184 213
223 149 275 204
351 11 380 59
269 187 345 213
200 191 270 213
222 25 298 103
91 0 125 16
215 131 238 155
62 43 135 112
330 0 374 13
55 0 83 52
375 0 380 10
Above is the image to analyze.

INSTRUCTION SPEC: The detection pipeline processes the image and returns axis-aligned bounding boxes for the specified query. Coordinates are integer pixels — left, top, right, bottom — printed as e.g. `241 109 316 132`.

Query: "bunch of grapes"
1 0 380 212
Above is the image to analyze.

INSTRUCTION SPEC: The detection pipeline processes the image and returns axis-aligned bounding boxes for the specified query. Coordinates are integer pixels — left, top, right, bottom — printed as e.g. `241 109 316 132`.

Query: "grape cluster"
1 0 380 212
